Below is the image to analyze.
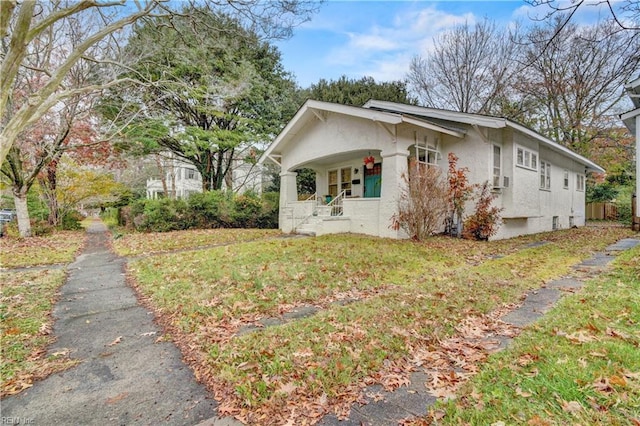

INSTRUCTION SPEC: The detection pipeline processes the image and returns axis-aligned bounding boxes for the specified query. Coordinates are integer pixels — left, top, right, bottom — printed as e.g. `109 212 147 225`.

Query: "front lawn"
126 226 635 424
433 244 640 425
112 228 282 257
0 231 85 269
0 270 79 397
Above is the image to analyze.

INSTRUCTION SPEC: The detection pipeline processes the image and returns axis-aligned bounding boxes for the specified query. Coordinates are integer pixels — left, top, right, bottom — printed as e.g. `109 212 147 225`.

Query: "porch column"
378 151 409 238
279 171 298 233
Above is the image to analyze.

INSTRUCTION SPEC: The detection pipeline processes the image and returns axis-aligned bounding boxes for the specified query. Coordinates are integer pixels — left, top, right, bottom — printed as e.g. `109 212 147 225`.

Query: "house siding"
264 100 601 241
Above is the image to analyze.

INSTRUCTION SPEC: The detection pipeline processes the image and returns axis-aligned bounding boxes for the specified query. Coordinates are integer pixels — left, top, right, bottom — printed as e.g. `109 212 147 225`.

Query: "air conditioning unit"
493 176 510 189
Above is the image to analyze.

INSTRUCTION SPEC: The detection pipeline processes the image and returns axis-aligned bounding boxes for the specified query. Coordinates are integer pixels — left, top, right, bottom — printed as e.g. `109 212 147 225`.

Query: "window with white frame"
576 174 585 191
563 170 569 189
186 168 197 180
493 145 502 188
516 146 538 170
414 136 441 167
540 160 551 190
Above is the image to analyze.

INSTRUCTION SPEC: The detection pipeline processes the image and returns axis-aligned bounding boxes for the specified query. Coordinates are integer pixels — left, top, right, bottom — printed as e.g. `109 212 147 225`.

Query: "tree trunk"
40 159 60 226
13 188 31 237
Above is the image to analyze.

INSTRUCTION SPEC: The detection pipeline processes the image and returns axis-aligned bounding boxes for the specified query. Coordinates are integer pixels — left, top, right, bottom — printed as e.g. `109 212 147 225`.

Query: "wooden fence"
586 202 618 220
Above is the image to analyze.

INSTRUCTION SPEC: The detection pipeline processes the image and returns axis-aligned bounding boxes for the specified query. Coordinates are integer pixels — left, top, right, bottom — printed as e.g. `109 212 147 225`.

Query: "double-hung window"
576 174 585 191
563 170 569 189
493 145 502 188
540 161 551 190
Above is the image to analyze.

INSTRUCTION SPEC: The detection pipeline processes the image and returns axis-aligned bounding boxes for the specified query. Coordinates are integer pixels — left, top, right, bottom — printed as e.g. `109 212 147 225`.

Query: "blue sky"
274 0 615 87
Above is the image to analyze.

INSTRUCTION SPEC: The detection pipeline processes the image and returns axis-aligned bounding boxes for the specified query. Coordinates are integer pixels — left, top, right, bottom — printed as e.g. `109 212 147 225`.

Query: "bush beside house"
117 191 279 232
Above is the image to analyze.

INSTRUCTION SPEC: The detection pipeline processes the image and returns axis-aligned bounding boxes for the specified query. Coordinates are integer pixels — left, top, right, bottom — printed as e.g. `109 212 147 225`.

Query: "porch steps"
295 216 322 236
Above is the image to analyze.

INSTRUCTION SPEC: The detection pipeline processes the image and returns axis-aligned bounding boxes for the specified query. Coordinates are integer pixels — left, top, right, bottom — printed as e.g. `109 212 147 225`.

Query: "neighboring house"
259 99 604 240
146 153 262 199
146 155 202 199
620 76 640 229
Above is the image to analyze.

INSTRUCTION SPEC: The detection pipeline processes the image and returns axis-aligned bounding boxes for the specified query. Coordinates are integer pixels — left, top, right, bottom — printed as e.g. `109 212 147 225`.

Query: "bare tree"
407 19 519 115
514 18 640 153
524 0 640 33
390 162 448 241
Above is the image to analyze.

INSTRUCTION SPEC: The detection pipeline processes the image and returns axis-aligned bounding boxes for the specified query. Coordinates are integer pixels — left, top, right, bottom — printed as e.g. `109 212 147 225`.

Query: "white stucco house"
620 76 640 230
259 99 605 240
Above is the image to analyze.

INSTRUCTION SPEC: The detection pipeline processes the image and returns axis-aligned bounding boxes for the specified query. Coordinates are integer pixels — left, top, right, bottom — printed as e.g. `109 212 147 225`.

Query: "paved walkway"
315 237 640 426
2 223 638 426
2 221 218 425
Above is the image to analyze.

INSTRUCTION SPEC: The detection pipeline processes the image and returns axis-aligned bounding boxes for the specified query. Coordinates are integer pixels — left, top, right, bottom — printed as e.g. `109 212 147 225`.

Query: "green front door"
364 163 381 197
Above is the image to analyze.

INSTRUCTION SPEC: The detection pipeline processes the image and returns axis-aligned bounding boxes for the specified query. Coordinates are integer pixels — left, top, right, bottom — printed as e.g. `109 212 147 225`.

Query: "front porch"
280 194 382 237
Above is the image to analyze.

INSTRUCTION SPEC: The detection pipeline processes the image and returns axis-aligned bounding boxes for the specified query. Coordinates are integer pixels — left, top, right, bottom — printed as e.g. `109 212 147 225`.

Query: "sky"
274 0 616 88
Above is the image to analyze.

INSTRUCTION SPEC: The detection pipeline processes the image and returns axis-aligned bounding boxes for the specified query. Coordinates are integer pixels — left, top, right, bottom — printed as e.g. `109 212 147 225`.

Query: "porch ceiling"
295 149 375 168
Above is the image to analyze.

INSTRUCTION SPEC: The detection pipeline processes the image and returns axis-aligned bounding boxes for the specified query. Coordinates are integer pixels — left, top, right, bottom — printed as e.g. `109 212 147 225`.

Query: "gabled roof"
364 100 604 173
259 100 465 164
260 99 604 173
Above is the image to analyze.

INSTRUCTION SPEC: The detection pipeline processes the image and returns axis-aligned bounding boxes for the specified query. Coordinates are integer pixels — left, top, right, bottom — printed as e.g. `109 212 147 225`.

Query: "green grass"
0 231 85 268
433 245 640 425
0 270 79 396
112 228 282 257
126 226 635 423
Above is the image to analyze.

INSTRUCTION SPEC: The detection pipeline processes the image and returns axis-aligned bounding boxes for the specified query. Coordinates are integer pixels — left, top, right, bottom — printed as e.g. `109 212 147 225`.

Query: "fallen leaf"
565 331 598 344
516 387 532 398
107 336 122 346
561 400 582 413
277 382 297 395
609 375 627 387
527 415 551 426
606 327 630 340
106 392 128 404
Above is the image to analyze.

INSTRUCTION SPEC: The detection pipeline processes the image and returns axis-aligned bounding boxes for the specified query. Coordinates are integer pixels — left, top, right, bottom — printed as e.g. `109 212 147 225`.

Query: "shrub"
391 163 448 241
31 219 54 236
232 192 263 228
60 210 84 230
615 185 634 224
187 191 233 228
257 192 279 229
117 191 280 233
463 181 503 241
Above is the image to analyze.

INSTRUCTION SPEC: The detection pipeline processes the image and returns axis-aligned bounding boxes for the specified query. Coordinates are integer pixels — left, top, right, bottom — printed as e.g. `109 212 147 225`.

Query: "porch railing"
327 190 346 216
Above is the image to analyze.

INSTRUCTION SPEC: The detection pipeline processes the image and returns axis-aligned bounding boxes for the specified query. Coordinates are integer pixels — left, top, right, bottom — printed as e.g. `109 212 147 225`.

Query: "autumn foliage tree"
446 153 474 237
463 181 503 240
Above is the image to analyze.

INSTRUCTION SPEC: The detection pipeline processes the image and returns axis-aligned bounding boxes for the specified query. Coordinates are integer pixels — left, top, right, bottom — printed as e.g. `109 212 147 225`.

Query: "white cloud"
323 5 478 81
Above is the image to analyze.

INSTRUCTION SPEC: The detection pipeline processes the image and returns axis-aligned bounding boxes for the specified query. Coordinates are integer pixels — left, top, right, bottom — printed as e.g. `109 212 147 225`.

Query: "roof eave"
363 100 507 129
507 122 605 173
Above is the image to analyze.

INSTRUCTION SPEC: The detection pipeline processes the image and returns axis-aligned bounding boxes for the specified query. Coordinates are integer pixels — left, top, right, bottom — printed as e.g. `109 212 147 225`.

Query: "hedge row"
118 191 279 232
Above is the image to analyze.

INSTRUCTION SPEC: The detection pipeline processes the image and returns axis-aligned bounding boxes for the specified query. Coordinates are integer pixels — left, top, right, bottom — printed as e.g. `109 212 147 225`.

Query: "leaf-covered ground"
0 270 79 396
126 226 636 424
0 231 85 268
430 244 640 425
112 228 282 257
